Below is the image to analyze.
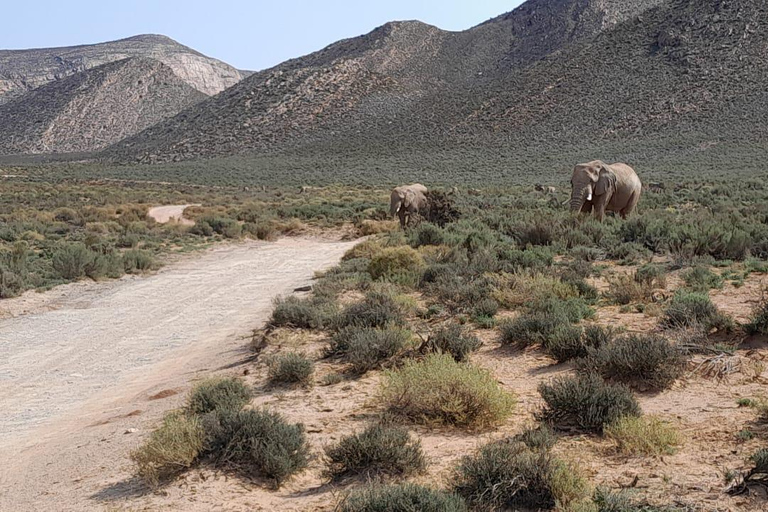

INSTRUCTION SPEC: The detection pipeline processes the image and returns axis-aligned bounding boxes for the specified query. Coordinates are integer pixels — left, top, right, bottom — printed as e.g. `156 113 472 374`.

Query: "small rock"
124 428 137 434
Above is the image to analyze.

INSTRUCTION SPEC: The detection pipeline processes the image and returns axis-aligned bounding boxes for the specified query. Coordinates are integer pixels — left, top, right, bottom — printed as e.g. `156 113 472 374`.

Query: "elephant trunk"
570 184 592 212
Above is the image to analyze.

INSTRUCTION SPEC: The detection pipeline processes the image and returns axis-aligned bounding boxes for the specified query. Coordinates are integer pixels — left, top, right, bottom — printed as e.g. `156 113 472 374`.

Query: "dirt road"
147 204 198 225
0 237 357 511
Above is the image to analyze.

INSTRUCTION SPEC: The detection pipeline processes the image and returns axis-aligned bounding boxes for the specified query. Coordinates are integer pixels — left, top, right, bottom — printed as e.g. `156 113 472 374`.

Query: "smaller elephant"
569 160 642 221
390 184 428 229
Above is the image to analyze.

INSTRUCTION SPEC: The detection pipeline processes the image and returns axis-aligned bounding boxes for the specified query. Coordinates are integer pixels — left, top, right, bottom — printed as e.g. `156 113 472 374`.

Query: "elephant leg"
620 191 641 219
593 195 609 222
398 209 407 229
580 202 592 214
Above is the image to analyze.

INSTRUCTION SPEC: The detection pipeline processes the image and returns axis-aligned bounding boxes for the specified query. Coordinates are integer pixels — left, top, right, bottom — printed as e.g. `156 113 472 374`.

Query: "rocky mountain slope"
0 34 243 105
0 58 206 155
106 0 668 163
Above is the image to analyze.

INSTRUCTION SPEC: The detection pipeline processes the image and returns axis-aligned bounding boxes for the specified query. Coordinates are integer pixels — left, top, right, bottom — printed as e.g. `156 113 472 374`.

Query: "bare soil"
147 204 199 226
0 237 357 511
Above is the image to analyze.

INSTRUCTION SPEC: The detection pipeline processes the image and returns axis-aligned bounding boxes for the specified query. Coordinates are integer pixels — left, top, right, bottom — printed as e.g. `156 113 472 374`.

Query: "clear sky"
2 1 523 71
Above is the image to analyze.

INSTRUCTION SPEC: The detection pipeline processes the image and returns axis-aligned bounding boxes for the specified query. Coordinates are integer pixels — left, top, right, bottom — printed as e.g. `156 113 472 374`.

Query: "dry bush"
604 274 653 305
453 439 591 511
358 219 399 236
604 415 681 456
267 352 314 386
343 239 384 261
188 377 252 415
324 424 426 480
380 354 516 429
338 483 467 512
269 295 338 330
328 326 414 374
131 411 204 487
661 291 733 333
577 334 686 391
368 246 426 285
423 324 482 362
537 374 641 433
336 292 405 330
492 272 578 309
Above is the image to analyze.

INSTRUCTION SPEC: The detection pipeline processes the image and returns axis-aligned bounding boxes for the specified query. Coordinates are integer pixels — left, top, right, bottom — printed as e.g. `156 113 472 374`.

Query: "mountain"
106 0 668 163
0 58 206 155
0 34 243 105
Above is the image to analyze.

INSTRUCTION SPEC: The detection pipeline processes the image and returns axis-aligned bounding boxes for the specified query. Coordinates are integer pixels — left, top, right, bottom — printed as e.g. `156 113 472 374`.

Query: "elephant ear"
595 165 617 195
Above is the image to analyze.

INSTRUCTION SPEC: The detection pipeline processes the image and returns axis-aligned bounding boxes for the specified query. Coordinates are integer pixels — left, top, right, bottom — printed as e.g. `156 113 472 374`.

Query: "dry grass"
604 415 682 457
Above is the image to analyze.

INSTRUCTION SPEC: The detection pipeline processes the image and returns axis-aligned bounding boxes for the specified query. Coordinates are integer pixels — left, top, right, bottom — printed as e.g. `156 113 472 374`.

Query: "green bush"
338 483 467 512
635 263 667 288
424 324 482 362
123 249 155 273
215 408 309 487
661 291 733 333
454 440 591 510
682 266 723 292
52 242 93 279
537 374 641 433
577 335 685 391
745 297 768 335
270 295 337 329
336 292 404 330
324 424 426 480
381 354 516 428
498 246 554 270
409 223 445 247
545 324 588 363
197 216 242 238
530 296 594 323
131 411 205 487
328 326 414 374
267 352 314 385
188 377 252 415
514 424 558 451
368 246 425 284
500 311 569 349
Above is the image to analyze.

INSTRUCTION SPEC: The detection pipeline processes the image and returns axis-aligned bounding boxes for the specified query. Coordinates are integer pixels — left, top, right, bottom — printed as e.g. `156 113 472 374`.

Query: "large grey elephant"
390 184 428 228
569 160 642 221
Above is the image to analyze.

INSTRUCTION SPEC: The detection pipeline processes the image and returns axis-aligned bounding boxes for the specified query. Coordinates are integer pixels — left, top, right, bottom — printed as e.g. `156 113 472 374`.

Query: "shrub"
123 249 155 273
500 311 569 349
497 246 554 270
198 216 242 238
454 440 591 510
338 483 467 512
583 325 617 349
661 291 733 333
324 424 426 480
381 354 515 429
635 263 667 288
492 272 579 309
472 298 499 320
245 221 278 241
424 324 482 362
368 246 425 283
682 266 723 292
424 273 493 313
515 424 558 451
216 408 309 486
328 326 414 374
578 334 685 391
336 292 404 330
267 352 314 386
604 415 681 456
131 411 204 487
409 223 445 247
537 374 641 433
604 274 651 305
188 377 252 415
270 295 337 329
530 296 595 323
545 324 587 363
52 242 93 279
745 298 768 335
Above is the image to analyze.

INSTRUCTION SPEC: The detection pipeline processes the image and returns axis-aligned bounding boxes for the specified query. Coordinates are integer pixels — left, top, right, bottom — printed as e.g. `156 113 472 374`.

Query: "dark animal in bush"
570 161 642 221
647 182 666 193
390 184 428 228
423 191 461 227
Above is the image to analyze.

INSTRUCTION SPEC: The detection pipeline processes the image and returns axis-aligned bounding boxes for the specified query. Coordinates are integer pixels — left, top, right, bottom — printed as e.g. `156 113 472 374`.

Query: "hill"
0 58 207 155
0 34 243 105
105 0 667 164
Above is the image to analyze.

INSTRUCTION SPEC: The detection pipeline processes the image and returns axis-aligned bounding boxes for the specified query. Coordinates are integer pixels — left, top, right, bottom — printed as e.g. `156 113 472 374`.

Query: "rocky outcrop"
0 57 206 155
0 34 242 104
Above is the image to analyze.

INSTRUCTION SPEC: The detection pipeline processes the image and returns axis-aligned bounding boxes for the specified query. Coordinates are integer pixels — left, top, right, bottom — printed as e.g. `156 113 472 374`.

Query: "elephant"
569 160 642 221
390 184 428 228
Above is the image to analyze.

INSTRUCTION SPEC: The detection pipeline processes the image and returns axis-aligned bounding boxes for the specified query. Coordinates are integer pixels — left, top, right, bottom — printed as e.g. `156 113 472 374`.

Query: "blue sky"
3 1 523 71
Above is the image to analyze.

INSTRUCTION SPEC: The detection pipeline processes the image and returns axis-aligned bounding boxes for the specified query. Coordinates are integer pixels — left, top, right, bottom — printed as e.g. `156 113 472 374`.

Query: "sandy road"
147 204 198 225
0 237 357 510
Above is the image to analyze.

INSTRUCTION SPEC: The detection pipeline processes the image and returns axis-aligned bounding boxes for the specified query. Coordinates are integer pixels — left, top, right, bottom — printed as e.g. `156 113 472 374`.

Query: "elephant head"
569 160 617 213
390 184 428 218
